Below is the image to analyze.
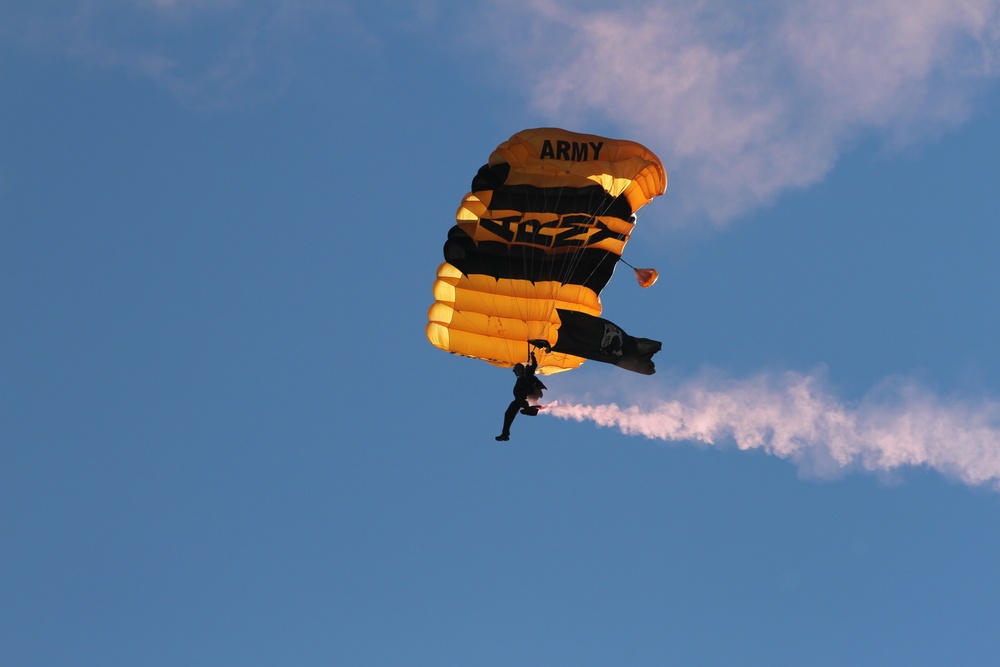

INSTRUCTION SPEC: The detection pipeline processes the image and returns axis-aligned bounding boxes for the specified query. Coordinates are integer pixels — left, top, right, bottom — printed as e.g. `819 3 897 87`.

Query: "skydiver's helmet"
512 363 526 377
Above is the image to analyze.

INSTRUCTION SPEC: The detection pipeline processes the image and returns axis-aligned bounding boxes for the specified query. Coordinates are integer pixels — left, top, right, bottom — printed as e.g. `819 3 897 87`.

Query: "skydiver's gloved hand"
527 339 552 353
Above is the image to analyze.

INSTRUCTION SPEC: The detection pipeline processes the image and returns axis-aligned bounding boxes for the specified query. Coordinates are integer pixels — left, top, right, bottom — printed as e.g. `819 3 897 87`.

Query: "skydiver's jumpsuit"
497 358 546 440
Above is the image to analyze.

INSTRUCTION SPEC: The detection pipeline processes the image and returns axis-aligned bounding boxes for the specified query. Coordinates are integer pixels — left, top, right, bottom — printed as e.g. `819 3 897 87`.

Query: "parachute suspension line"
555 187 622 305
532 183 558 364
544 182 585 361
508 175 644 367
499 184 531 367
509 220 527 365
498 196 529 368
546 185 570 364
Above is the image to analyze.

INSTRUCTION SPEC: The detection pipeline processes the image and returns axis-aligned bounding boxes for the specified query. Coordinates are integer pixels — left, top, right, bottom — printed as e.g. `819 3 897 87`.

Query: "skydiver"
495 350 547 441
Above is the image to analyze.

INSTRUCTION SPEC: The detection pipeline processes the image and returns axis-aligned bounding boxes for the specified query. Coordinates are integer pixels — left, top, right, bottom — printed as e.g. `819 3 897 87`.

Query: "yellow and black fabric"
427 128 667 375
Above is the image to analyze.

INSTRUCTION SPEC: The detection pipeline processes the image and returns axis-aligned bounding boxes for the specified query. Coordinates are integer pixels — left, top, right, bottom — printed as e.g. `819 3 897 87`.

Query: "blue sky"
3 1 1000 664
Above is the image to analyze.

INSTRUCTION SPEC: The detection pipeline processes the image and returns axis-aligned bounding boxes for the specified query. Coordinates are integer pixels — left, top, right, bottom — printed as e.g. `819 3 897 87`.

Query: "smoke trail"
544 371 1000 489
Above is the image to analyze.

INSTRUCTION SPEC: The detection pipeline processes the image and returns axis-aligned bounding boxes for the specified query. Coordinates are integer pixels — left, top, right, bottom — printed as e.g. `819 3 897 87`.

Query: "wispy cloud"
0 0 359 109
487 1 1000 491
545 370 1000 489
486 0 1000 224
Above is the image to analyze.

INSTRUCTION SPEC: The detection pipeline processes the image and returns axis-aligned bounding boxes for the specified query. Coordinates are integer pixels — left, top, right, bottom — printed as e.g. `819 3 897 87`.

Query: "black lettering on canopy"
539 139 606 162
587 219 628 245
479 214 627 250
551 214 593 248
514 218 555 247
479 215 518 242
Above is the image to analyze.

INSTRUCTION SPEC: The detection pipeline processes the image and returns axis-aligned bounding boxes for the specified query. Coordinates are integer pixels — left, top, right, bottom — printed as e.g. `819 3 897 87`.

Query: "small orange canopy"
633 268 659 288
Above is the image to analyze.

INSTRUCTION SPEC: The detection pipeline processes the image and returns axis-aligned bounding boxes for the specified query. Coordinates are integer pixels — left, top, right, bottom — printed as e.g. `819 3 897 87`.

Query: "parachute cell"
427 128 667 375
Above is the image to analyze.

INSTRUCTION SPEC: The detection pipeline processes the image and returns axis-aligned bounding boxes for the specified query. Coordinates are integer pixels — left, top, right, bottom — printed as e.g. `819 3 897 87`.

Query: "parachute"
426 128 667 375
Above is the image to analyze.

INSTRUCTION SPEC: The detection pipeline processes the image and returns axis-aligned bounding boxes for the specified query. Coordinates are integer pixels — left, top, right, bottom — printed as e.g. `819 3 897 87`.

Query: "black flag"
553 309 661 375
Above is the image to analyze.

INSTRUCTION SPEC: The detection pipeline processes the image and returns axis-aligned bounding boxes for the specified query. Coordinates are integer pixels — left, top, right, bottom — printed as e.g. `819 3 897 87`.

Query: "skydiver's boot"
495 433 510 441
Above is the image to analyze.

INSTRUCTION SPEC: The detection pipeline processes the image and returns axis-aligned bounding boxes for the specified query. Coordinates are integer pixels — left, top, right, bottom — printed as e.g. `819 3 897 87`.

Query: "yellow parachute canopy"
427 128 667 374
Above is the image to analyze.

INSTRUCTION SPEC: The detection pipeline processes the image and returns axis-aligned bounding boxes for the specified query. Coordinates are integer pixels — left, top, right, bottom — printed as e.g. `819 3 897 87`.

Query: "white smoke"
544 371 1000 489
